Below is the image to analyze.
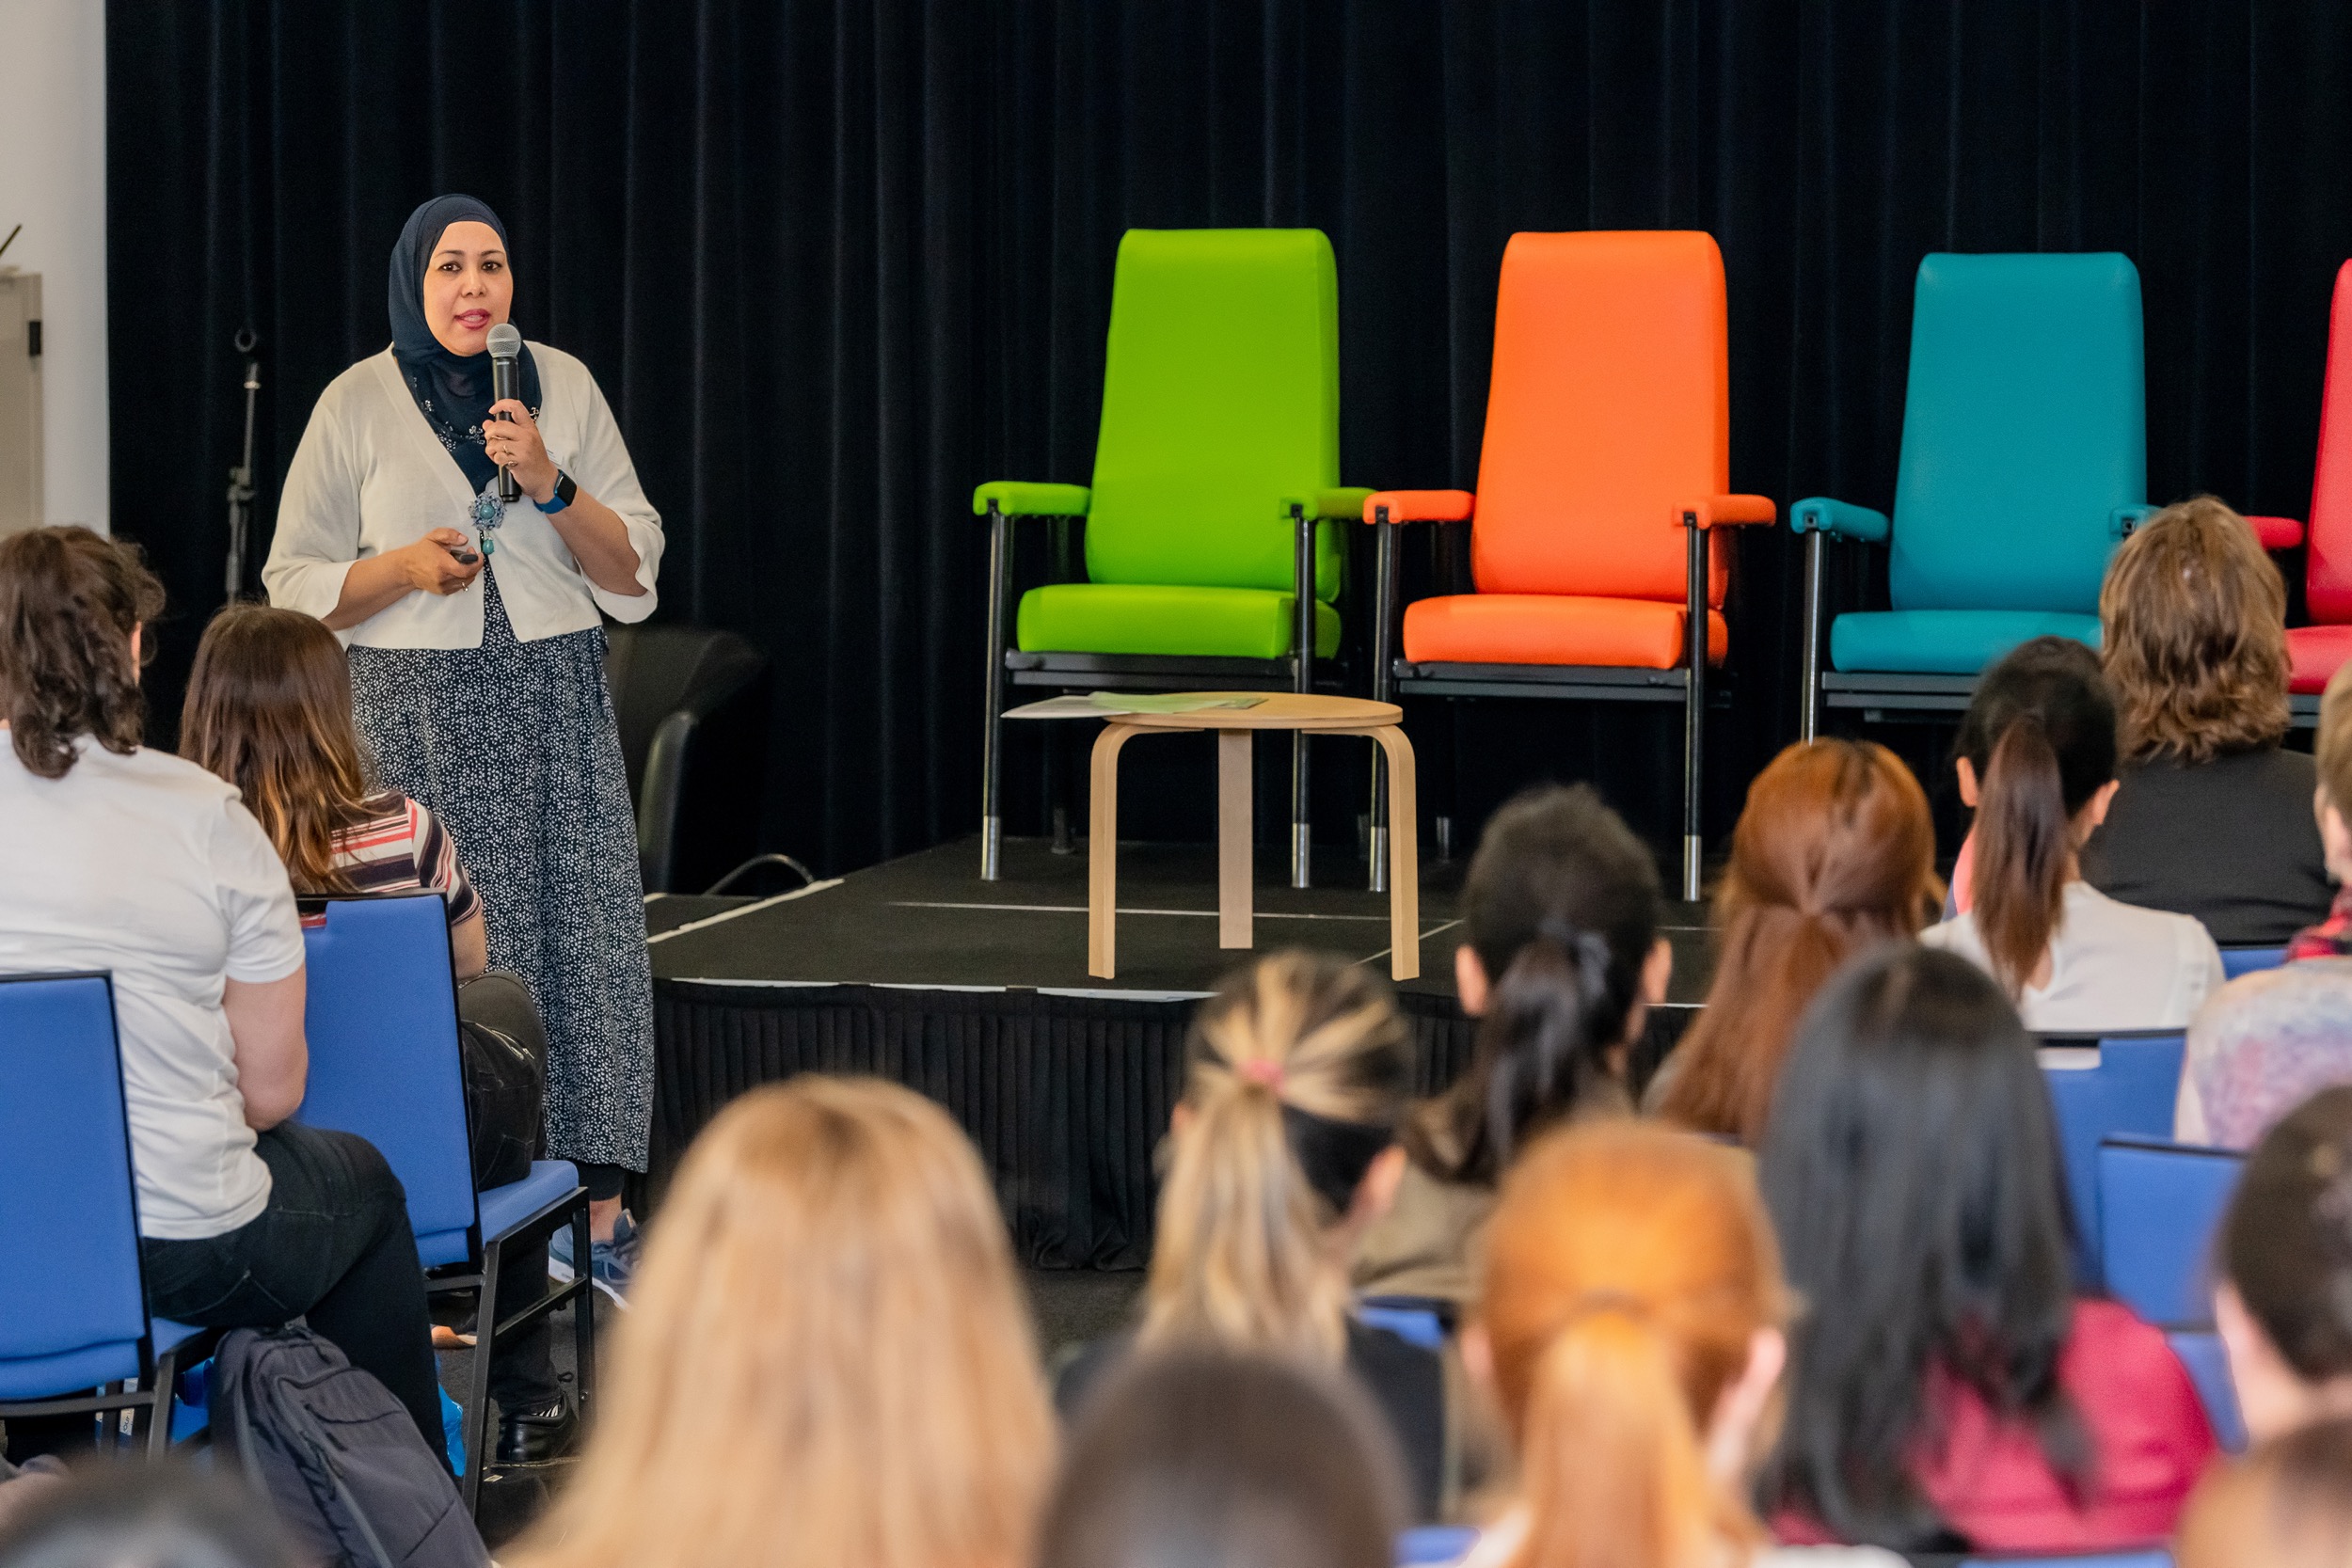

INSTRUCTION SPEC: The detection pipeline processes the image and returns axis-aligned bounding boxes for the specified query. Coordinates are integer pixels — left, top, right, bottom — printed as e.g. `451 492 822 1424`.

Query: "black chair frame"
979 500 1343 888
1368 502 1734 902
430 1188 595 1513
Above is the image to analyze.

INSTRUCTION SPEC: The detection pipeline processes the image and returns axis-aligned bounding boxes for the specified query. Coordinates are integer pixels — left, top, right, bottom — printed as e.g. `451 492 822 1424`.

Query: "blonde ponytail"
1516 1304 1752 1568
1140 951 1413 1364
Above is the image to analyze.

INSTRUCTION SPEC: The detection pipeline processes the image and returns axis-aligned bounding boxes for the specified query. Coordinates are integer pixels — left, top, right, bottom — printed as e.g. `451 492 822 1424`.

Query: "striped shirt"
307 790 482 928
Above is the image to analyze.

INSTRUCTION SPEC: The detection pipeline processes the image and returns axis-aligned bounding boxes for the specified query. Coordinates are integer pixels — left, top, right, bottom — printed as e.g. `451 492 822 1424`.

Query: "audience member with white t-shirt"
0 527 443 1464
1923 637 2224 1032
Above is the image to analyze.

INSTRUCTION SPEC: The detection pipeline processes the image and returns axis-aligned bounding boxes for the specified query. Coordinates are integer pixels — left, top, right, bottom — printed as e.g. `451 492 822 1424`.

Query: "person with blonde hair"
508 1076 1054 1568
2177 659 2352 1146
1059 950 1443 1519
1454 1118 1896 1568
2082 495 2333 943
1653 739 1941 1142
2174 1417 2352 1568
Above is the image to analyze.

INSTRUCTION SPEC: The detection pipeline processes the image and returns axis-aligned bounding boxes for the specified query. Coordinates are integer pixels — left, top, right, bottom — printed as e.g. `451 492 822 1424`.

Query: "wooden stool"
1088 694 1419 980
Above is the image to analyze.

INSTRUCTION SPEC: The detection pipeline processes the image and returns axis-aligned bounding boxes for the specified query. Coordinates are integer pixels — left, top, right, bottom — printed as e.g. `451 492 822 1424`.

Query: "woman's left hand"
485 398 559 503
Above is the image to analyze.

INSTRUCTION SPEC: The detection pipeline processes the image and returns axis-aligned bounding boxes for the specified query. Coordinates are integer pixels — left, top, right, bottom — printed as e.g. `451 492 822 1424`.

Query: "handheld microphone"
487 322 523 503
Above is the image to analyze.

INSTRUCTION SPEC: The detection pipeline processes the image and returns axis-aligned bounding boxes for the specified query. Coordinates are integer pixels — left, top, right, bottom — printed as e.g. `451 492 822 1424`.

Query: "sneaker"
548 1212 640 1306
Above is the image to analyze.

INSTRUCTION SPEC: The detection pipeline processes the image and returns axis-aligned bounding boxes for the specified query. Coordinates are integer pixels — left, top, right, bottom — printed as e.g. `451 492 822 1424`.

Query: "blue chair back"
1893 253 2145 614
2220 945 2288 979
2168 1328 2248 1452
0 973 152 1400
2098 1136 2245 1328
294 895 478 1267
2041 1033 2185 1290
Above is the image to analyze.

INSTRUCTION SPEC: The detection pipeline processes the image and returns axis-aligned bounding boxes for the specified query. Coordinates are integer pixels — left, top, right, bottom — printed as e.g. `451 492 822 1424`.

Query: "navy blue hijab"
389 195 542 491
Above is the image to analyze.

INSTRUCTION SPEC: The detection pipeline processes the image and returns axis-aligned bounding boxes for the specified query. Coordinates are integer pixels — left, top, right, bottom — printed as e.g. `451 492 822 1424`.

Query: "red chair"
2246 261 2352 718
1363 231 1774 898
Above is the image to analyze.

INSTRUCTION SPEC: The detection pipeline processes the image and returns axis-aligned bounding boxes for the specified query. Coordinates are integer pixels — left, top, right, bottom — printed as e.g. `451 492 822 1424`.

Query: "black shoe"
495 1398 580 1465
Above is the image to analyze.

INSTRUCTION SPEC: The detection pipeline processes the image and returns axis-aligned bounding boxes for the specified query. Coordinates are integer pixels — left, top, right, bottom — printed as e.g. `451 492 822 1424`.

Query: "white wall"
0 0 106 532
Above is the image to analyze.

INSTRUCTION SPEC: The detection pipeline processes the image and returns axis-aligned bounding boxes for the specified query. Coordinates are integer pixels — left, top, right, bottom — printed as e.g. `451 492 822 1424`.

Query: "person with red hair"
1456 1118 1897 1568
1652 739 1942 1144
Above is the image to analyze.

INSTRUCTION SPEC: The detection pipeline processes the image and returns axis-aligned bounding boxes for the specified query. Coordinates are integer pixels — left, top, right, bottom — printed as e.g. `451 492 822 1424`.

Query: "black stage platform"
644 836 1709 1267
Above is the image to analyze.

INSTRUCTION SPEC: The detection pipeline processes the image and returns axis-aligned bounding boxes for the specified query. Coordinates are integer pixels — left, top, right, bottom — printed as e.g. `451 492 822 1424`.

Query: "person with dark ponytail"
1057 951 1444 1519
1924 636 2223 1031
1353 784 1668 1310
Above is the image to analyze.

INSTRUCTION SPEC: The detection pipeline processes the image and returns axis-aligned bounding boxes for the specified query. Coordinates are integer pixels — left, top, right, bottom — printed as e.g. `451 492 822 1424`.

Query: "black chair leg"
142 1348 182 1458
463 1245 501 1513
1680 513 1707 903
981 501 1012 880
569 1201 596 1424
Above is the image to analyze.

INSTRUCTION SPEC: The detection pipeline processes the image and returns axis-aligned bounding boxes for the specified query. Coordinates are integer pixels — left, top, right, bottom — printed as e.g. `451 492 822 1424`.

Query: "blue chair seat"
1830 609 2102 674
2221 945 2288 979
479 1161 582 1244
0 1338 146 1402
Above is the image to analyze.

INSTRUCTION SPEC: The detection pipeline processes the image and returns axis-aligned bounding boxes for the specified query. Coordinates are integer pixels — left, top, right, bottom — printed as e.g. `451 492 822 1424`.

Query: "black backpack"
455 970 546 1190
211 1326 487 1568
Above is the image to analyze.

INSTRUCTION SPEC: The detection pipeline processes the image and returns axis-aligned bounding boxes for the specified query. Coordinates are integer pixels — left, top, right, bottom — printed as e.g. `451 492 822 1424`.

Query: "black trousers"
140 1122 444 1459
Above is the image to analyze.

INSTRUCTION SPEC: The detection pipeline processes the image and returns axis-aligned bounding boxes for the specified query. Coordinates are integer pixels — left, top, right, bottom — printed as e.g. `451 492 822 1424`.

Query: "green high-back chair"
975 229 1368 882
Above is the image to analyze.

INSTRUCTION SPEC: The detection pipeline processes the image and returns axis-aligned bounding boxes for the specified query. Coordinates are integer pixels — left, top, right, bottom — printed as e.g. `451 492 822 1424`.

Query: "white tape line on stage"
645 878 845 944
891 899 1400 922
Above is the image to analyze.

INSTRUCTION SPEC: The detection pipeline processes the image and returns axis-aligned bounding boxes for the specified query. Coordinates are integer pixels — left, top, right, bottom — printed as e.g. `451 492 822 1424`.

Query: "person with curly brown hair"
0 527 443 1466
2081 496 2334 944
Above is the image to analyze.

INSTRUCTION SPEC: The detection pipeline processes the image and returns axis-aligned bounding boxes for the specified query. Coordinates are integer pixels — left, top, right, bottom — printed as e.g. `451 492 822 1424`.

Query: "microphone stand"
225 328 261 603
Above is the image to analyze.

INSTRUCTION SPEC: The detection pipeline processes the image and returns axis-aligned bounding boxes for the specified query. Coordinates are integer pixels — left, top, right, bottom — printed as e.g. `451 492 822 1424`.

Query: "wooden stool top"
1104 692 1403 731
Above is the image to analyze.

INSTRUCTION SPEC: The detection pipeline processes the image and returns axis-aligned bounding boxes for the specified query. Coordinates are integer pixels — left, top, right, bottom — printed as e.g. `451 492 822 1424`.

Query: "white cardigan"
264 344 663 647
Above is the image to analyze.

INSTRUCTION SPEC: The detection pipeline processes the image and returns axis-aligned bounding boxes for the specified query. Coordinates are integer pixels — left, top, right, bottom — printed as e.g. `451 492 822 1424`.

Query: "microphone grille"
486 323 522 359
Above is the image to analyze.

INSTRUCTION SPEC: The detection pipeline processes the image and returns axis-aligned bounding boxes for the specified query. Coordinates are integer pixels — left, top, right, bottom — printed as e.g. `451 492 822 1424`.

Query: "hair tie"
1534 916 1613 992
1236 1058 1285 1091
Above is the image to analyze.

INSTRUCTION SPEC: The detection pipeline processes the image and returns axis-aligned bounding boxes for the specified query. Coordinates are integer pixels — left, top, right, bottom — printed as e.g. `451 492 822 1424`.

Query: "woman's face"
421 219 512 356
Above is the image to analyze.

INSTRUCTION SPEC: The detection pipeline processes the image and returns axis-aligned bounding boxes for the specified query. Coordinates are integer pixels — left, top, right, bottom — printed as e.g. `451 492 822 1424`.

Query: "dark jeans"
140 1122 443 1460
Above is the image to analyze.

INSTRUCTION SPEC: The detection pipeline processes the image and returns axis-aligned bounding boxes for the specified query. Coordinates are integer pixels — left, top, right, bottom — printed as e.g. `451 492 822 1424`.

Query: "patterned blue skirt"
348 571 653 1169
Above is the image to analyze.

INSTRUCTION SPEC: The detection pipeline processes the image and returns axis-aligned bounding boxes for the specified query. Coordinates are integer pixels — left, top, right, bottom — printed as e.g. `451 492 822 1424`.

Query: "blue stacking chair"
2167 1328 2248 1452
2220 945 2289 979
1792 253 2153 734
295 895 595 1512
2040 1032 2186 1290
1396 1527 1480 1566
2097 1136 2245 1328
1357 1299 1447 1353
0 973 209 1454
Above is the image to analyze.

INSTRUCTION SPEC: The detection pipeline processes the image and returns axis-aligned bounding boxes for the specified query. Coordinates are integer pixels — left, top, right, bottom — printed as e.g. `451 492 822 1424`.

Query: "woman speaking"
265 194 660 1298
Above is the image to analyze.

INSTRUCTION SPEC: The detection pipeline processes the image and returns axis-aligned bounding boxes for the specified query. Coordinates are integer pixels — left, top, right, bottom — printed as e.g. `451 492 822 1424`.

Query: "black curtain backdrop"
106 1 2352 877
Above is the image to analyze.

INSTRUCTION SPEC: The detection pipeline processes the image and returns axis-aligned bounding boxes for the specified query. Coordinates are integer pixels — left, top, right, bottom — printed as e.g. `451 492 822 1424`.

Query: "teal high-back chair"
1791 254 2153 731
975 230 1368 883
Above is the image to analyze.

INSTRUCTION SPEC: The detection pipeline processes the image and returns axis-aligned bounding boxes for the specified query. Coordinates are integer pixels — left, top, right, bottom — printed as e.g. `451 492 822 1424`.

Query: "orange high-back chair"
1363 231 1774 898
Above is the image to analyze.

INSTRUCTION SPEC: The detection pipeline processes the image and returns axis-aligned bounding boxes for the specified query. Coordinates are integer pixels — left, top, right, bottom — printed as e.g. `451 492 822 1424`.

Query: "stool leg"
1089 725 1136 977
1218 729 1253 949
1372 726 1420 981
